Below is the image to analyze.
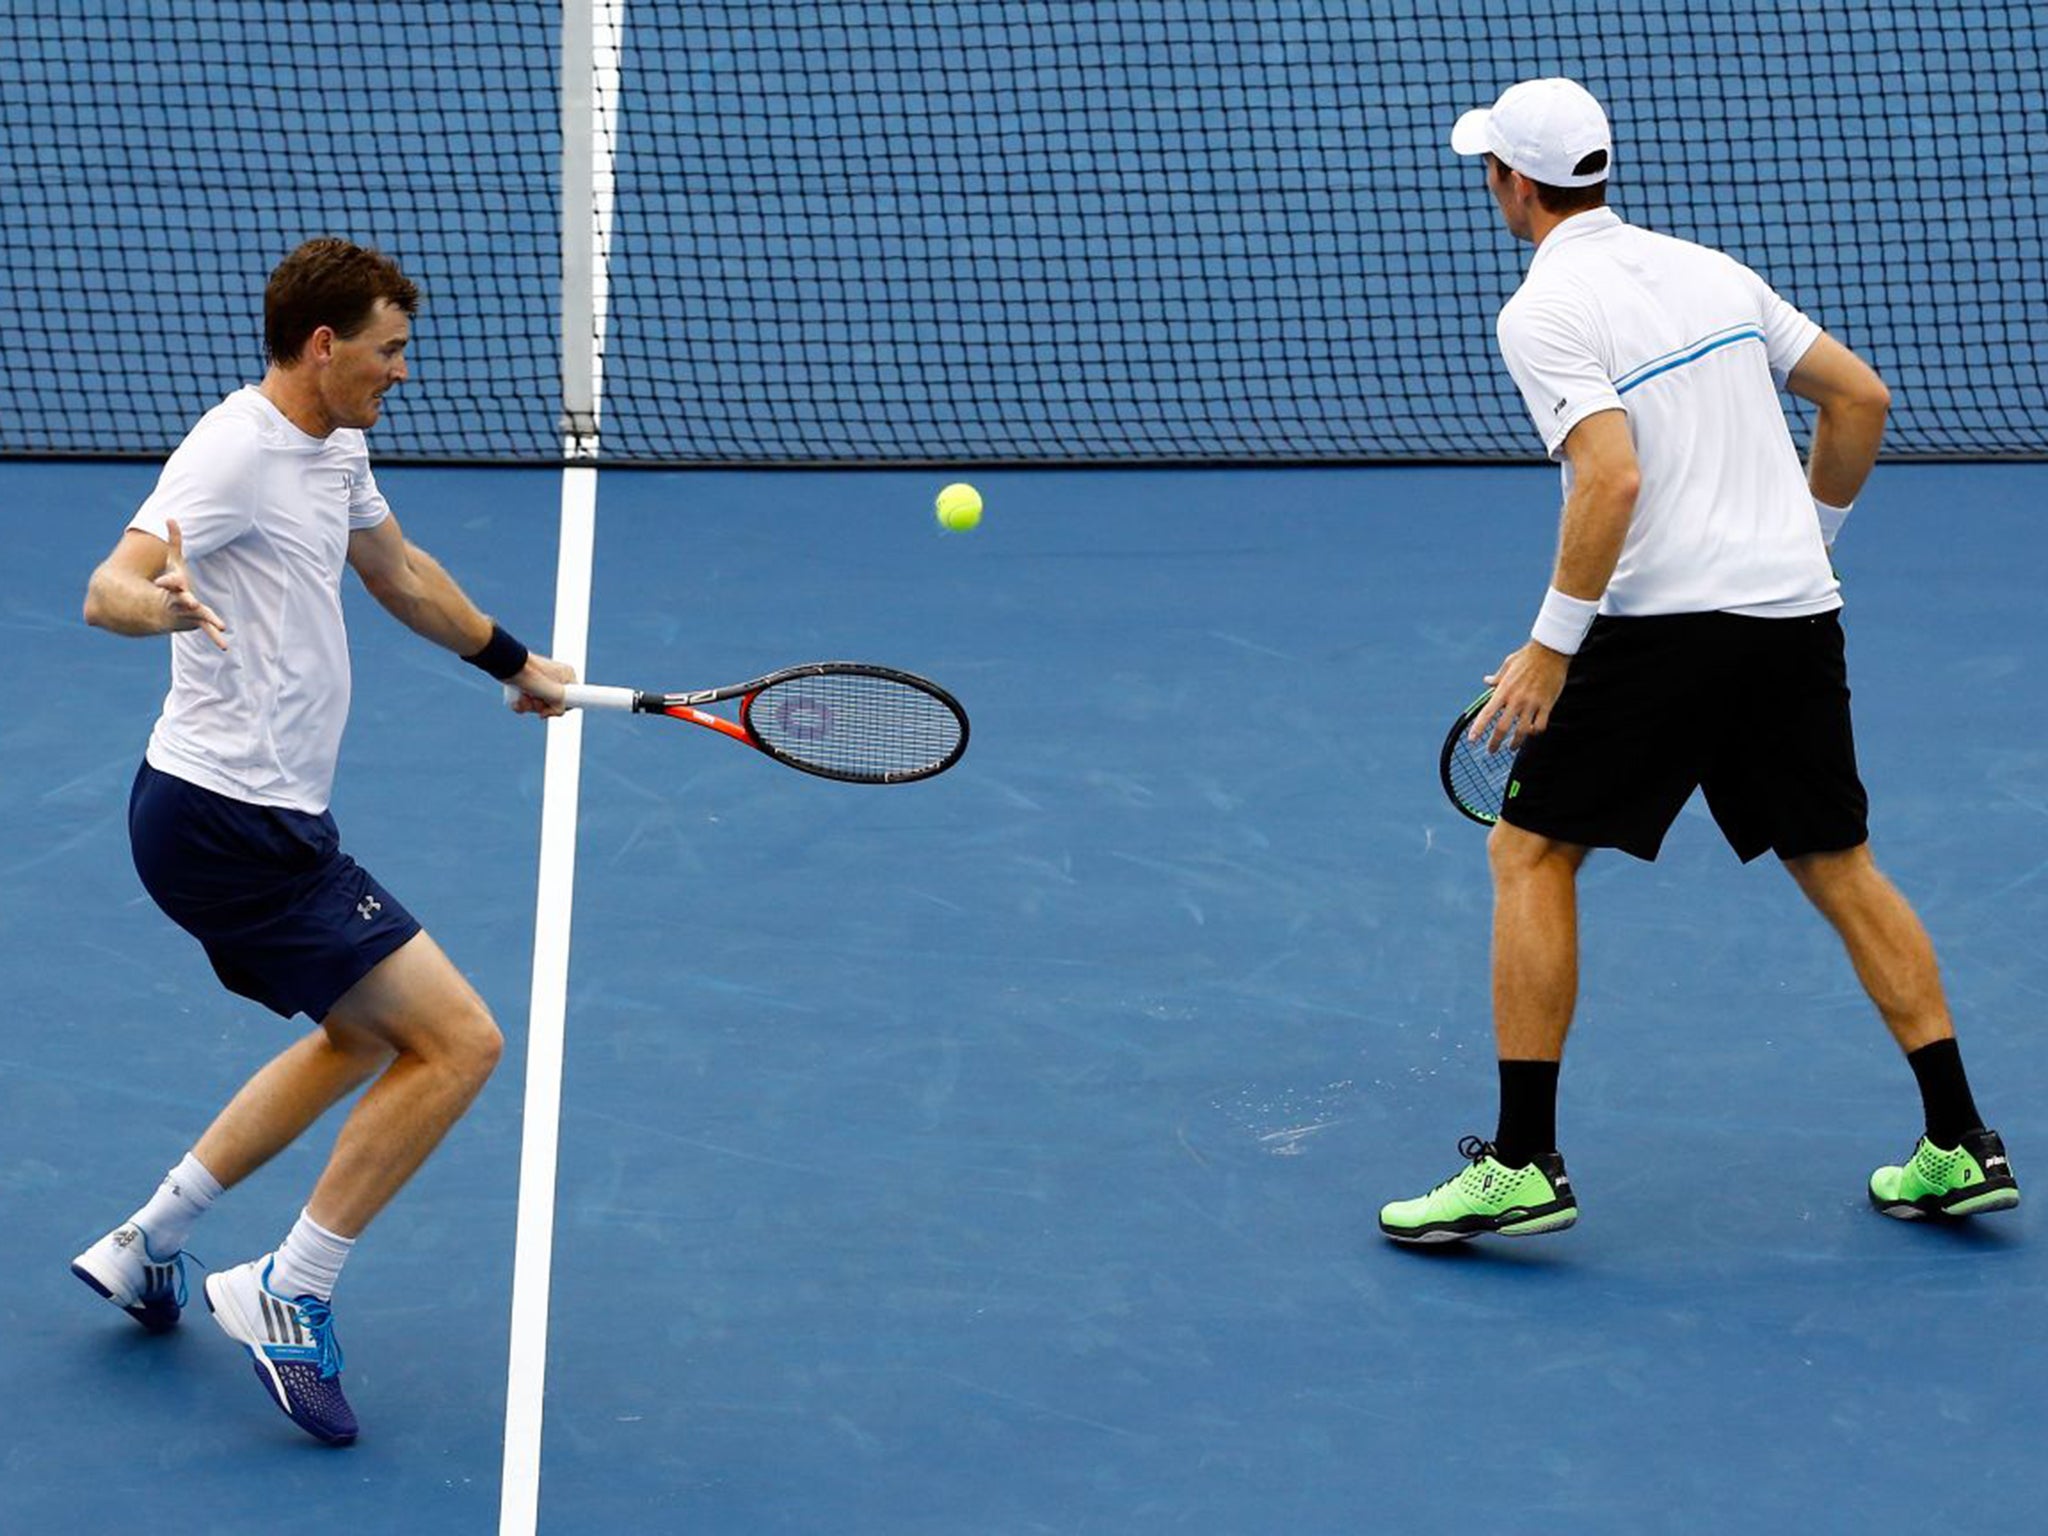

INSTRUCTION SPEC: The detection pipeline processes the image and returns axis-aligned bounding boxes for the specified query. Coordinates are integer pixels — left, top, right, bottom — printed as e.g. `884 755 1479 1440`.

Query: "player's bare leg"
302 930 503 1237
1487 822 1589 1062
200 931 503 1444
1784 843 2017 1219
192 1021 396 1189
1783 843 1950 1051
1379 823 1587 1242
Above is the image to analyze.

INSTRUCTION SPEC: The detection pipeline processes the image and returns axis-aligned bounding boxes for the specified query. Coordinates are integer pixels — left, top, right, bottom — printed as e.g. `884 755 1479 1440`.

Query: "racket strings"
1444 732 1518 823
743 673 963 781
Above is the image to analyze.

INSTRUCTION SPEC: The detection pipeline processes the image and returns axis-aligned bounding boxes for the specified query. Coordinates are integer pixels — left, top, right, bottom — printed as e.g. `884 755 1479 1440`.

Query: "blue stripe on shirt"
1613 326 1767 397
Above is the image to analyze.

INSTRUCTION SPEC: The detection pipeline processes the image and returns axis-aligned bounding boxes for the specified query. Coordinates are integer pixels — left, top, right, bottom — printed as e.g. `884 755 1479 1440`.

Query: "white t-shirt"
130 386 392 813
1495 207 1839 618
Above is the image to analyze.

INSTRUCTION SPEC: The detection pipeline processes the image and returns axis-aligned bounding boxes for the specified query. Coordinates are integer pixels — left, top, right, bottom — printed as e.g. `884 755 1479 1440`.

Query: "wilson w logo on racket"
538 662 968 785
1439 686 1522 826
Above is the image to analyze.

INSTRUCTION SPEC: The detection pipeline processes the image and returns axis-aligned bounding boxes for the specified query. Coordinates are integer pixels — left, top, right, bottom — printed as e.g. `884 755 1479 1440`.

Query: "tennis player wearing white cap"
1379 78 2018 1242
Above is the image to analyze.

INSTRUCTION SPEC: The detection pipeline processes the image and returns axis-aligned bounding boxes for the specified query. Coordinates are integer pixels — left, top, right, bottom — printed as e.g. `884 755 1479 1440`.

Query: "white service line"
499 463 599 1536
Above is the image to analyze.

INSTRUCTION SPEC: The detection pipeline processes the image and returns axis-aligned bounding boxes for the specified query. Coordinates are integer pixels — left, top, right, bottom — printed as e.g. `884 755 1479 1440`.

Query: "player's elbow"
354 563 413 618
1591 459 1641 517
1821 374 1889 444
353 566 393 606
349 540 429 620
1794 338 1890 424
82 568 121 631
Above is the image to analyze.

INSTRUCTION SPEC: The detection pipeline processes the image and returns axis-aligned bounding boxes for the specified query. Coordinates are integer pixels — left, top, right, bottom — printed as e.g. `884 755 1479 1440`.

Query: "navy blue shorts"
1502 610 1870 864
128 762 422 1021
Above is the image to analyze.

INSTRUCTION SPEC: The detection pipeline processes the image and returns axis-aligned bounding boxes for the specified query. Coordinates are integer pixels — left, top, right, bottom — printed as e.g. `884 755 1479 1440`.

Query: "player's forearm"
83 565 177 636
1786 334 1889 511
1807 394 1887 510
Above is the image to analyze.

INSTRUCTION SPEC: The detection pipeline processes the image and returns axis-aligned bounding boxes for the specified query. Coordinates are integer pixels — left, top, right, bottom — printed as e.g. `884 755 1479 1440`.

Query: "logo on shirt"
356 894 383 922
1552 395 1568 417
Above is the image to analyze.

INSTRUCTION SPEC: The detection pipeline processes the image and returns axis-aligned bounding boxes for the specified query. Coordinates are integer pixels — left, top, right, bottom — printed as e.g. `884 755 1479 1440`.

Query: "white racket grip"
562 683 640 712
499 682 640 712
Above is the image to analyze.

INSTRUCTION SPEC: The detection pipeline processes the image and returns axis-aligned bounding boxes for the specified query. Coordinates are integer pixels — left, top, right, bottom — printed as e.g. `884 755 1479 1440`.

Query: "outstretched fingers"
156 518 229 648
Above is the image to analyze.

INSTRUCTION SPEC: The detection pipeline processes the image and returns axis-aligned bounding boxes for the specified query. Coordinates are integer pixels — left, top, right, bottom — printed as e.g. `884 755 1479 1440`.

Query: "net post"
559 0 600 457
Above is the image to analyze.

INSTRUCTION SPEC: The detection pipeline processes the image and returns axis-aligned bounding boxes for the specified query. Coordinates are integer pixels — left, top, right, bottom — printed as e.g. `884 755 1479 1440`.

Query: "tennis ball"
935 482 983 531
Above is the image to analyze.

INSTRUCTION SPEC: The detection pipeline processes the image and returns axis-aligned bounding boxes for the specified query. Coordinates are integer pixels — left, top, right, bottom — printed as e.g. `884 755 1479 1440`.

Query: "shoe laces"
1456 1134 1498 1164
295 1297 346 1380
1423 1135 1501 1196
164 1249 218 1312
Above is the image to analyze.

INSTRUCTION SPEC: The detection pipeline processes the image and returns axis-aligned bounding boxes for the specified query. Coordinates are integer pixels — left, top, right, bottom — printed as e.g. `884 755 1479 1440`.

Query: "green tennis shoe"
1869 1128 2019 1219
1379 1135 1577 1243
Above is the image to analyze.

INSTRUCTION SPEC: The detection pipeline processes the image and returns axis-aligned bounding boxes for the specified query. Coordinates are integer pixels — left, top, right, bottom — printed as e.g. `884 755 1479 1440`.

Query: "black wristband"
463 622 530 682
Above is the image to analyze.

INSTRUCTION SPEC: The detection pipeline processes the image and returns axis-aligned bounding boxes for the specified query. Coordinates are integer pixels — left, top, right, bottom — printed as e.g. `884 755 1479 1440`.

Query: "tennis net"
3 2 2040 463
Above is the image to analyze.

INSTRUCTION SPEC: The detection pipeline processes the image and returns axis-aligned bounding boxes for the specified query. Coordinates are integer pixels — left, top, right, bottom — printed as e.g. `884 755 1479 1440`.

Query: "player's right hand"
506 653 578 717
1475 640 1570 752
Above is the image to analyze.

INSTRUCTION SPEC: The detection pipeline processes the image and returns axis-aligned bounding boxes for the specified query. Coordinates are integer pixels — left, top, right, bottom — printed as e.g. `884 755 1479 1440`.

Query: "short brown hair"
264 238 420 365
1487 151 1610 215
1529 175 1609 215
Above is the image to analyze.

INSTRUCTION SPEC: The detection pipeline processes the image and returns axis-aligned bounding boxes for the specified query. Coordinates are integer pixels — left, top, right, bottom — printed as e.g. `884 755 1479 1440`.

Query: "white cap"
1450 78 1612 187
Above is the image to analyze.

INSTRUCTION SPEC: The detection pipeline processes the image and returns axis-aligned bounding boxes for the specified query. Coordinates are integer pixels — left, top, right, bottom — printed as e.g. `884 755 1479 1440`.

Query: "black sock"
1493 1059 1561 1167
1906 1038 1985 1147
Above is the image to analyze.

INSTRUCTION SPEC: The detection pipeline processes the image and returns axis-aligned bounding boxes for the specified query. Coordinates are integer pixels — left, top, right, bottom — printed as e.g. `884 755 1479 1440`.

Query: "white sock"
128 1152 224 1257
268 1208 356 1302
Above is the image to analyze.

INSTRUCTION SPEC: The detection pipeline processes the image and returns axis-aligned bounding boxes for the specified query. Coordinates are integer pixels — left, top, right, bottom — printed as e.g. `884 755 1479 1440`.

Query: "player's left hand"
1474 641 1571 751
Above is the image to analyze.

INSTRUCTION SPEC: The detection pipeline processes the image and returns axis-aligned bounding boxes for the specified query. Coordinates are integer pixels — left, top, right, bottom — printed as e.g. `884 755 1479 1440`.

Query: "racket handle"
561 683 640 712
499 682 641 712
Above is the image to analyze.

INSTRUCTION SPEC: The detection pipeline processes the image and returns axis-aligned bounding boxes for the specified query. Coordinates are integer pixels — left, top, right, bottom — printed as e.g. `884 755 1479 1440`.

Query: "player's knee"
478 1018 506 1079
1487 819 1574 883
452 1006 505 1090
1783 842 1874 904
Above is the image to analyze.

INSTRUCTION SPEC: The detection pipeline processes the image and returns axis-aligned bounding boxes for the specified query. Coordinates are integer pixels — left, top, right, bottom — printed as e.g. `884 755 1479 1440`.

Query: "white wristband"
1530 586 1600 656
1815 496 1852 546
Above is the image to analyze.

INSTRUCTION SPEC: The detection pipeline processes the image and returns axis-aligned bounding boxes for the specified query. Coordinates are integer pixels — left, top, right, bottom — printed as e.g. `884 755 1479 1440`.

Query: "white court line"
502 3 618 1525
499 465 598 1535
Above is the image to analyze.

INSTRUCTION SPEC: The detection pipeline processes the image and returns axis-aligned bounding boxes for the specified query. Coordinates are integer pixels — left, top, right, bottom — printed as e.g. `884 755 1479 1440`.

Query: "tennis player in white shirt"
74 237 575 1442
1379 80 2017 1243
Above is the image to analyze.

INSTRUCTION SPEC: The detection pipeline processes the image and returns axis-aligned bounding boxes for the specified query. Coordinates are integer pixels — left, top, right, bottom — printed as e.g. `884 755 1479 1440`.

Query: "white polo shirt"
130 386 392 814
1495 207 1839 618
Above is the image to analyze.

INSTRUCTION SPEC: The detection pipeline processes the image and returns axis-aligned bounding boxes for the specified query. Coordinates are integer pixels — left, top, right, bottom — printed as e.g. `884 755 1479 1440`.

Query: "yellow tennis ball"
935 482 983 531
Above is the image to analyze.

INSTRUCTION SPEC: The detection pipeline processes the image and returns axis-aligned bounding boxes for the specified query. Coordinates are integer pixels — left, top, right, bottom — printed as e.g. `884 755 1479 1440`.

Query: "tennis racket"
1439 687 1521 826
520 662 969 784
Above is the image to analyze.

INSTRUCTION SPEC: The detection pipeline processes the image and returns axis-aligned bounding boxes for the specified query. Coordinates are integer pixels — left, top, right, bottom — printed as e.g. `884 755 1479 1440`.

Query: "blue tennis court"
5 3 2045 1528
6 457 2043 1533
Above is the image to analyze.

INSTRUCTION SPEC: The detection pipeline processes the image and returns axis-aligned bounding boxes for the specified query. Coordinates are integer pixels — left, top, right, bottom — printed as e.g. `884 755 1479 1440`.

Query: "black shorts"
128 761 422 1020
1501 610 1870 864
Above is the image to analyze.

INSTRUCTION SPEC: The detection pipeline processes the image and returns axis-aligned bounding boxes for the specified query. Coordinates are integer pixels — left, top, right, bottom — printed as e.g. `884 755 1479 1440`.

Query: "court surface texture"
5 459 2043 1535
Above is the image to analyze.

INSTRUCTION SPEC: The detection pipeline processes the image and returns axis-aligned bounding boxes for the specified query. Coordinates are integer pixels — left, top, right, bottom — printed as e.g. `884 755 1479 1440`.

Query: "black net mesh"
4 2 2041 463
0 3 559 459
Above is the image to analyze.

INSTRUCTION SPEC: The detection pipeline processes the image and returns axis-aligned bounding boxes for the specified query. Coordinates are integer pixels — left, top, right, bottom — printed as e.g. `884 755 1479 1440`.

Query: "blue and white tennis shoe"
204 1255 358 1446
71 1222 186 1333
